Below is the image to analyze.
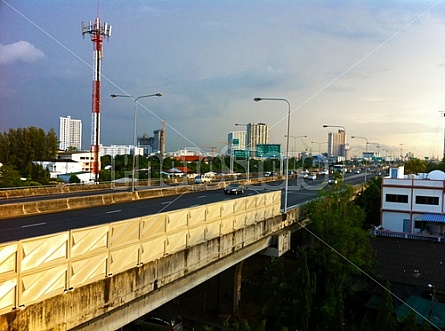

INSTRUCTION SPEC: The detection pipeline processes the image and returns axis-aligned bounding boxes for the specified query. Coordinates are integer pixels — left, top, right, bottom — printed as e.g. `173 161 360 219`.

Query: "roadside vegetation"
0 127 58 187
204 181 434 331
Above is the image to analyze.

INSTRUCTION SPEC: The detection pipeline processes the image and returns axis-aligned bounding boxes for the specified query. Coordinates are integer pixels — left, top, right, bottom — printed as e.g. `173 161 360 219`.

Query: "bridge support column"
217 261 244 319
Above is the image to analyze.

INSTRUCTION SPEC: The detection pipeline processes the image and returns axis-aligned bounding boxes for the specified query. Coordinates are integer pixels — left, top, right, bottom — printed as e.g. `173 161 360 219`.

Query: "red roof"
175 155 209 162
174 166 194 173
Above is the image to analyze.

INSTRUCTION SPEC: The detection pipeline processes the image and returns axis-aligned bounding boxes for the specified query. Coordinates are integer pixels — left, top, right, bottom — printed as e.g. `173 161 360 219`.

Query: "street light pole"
235 123 251 180
285 135 307 171
254 97 291 212
323 124 346 180
351 136 368 184
111 93 162 192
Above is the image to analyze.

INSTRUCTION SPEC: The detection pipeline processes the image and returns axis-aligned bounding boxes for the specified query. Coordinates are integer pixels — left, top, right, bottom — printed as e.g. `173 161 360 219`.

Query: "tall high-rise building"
247 123 269 156
59 116 82 151
137 125 166 155
327 129 346 158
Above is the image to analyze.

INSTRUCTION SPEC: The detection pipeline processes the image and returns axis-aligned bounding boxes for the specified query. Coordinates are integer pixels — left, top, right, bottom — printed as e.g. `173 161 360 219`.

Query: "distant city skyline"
2 1 445 159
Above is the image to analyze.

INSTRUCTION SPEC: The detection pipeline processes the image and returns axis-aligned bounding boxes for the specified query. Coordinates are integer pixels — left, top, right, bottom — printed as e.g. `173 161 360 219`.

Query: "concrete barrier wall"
0 191 281 325
0 177 277 220
0 183 113 199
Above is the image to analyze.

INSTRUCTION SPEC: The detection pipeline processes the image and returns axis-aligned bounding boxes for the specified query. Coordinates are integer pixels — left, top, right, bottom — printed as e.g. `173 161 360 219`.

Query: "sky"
2 0 445 160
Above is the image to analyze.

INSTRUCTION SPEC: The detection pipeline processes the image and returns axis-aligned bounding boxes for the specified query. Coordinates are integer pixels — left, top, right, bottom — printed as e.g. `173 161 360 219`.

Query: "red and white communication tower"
82 16 111 182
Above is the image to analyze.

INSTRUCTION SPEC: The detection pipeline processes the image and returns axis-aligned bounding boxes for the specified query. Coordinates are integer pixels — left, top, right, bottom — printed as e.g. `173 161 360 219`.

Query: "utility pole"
399 143 404 163
82 8 112 182
440 111 445 159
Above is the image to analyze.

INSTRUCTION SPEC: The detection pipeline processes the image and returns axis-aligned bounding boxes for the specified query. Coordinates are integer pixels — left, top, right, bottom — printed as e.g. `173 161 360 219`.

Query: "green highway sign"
256 144 281 157
234 150 250 158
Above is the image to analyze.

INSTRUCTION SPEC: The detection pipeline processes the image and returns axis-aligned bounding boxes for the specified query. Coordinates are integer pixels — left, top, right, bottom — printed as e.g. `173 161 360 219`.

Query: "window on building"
386 194 408 203
415 196 439 205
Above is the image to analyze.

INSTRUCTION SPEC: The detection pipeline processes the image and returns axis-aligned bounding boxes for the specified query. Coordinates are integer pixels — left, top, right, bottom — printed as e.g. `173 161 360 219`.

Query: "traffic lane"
0 179 273 204
0 175 368 243
0 188 129 205
0 187 271 243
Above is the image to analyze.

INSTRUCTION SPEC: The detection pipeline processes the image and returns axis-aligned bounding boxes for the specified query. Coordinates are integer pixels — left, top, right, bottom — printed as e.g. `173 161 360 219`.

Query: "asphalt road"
0 172 370 244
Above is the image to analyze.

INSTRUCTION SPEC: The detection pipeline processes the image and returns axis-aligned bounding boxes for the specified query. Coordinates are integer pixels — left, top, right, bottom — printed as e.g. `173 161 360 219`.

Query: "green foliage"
0 165 22 188
426 157 445 173
420 318 432 331
69 175 81 184
376 281 397 331
304 185 375 330
398 310 418 331
404 159 427 175
354 177 382 229
0 127 57 186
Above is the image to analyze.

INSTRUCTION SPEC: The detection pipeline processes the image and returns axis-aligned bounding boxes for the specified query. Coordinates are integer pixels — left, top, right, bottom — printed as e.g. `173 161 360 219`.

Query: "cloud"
0 41 45 65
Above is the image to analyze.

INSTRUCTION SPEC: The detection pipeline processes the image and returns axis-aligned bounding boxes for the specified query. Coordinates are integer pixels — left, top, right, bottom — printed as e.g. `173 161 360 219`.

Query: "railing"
373 229 445 242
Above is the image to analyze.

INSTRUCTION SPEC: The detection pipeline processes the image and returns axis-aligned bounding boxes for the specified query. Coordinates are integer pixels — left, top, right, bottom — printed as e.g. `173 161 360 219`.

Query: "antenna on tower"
82 11 112 183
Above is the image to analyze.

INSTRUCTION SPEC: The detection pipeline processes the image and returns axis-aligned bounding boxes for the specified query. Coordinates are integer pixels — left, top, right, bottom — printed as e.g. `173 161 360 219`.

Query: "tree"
0 127 58 182
376 281 396 331
304 184 375 330
290 250 315 331
0 165 22 188
69 174 81 184
404 158 427 175
398 310 418 331
354 177 382 229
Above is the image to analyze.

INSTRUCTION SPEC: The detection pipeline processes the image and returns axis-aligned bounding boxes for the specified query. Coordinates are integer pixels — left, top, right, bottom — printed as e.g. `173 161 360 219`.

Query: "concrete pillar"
217 261 244 318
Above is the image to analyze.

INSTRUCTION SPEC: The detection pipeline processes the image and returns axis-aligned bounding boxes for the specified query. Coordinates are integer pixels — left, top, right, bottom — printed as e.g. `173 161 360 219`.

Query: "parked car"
307 173 317 181
224 183 245 195
134 311 183 331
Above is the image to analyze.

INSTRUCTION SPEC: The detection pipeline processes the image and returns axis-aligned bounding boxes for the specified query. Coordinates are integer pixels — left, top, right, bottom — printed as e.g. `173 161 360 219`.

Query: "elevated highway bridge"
0 173 366 330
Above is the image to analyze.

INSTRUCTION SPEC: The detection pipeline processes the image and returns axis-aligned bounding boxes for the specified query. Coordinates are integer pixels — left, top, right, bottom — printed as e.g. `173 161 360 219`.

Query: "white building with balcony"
381 166 445 238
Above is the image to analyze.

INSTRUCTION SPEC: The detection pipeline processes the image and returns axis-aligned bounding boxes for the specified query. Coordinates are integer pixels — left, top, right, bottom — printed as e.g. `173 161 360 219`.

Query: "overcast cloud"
1 0 445 159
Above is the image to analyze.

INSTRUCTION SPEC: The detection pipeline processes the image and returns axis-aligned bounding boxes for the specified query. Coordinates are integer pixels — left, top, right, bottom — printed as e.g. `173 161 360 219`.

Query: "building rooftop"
373 236 445 292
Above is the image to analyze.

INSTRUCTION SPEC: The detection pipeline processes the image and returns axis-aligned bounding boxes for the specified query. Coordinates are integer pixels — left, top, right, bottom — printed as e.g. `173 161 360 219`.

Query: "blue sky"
2 0 445 159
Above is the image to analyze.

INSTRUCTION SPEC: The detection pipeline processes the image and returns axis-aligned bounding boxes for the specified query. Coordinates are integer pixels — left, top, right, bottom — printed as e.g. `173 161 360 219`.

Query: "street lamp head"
322 125 328 128
154 93 162 97
110 94 118 98
253 97 262 102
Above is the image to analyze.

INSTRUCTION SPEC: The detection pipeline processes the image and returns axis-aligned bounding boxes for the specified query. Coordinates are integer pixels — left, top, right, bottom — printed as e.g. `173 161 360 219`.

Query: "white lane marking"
198 196 206 198
190 204 200 207
106 209 121 214
161 201 173 204
21 222 46 228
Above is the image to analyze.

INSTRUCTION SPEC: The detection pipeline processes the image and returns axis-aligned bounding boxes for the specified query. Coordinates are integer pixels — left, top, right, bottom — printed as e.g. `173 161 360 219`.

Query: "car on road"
224 183 245 195
321 169 329 175
300 170 309 178
307 173 317 181
133 311 183 331
328 178 338 184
